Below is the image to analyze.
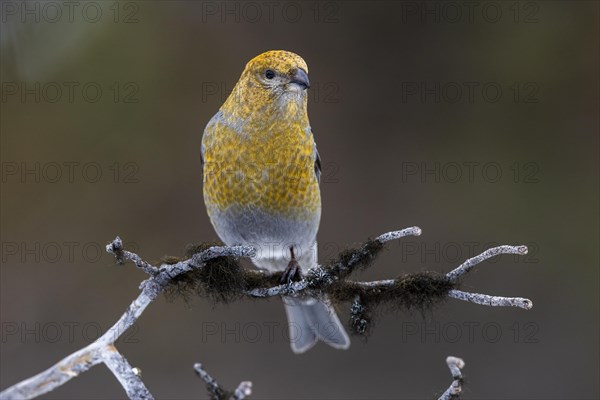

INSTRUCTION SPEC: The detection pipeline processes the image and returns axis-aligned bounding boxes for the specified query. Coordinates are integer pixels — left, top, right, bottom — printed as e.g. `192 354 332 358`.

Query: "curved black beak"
290 68 310 90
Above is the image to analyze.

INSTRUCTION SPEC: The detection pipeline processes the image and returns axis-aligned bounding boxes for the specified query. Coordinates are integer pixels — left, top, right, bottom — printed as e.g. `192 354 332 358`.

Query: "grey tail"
283 296 351 354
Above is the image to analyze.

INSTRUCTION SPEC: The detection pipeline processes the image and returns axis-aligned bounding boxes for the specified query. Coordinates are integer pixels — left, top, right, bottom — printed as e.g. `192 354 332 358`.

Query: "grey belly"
208 205 320 272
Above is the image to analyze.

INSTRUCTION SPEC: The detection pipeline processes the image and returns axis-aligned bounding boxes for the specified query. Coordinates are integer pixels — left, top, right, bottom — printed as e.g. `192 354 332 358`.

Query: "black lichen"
163 242 245 304
163 243 283 304
325 239 384 279
331 272 454 310
197 255 247 303
161 242 456 339
349 296 372 337
331 272 456 335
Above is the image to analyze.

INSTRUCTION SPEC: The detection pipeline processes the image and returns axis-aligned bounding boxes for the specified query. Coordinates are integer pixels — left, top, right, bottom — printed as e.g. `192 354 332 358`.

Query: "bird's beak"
290 68 310 90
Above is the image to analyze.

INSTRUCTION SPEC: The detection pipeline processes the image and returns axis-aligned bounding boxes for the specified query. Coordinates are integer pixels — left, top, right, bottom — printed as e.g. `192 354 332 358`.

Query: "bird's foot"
280 258 302 285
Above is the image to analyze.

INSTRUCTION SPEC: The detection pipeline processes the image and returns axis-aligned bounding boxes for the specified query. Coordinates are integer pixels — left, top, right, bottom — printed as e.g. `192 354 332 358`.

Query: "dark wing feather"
200 142 205 165
314 143 321 184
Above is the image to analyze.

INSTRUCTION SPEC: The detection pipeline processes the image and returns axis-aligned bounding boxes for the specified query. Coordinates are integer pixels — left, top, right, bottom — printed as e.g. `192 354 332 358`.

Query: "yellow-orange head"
221 50 311 125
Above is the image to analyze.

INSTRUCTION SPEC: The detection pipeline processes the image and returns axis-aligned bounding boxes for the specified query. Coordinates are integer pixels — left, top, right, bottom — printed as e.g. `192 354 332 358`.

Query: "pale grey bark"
194 363 252 400
446 245 528 282
0 227 533 399
438 356 465 400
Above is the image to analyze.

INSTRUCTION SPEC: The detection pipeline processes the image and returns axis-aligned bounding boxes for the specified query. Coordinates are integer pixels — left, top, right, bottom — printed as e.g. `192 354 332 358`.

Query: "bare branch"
446 245 528 282
232 381 253 400
1 228 533 399
191 245 257 266
102 346 153 400
0 344 104 399
106 236 158 275
375 226 422 243
194 363 225 399
438 356 465 400
448 289 533 310
246 280 308 298
0 239 251 400
194 363 252 400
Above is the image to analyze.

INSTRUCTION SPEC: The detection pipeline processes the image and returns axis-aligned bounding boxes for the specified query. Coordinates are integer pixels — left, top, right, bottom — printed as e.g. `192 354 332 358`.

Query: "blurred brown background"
1 1 598 399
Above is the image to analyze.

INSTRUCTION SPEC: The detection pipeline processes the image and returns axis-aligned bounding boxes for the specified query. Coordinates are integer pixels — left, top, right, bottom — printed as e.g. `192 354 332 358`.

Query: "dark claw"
280 258 302 284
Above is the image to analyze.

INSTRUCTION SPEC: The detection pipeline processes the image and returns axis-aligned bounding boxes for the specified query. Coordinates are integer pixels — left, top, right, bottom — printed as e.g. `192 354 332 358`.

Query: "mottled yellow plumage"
203 121 319 216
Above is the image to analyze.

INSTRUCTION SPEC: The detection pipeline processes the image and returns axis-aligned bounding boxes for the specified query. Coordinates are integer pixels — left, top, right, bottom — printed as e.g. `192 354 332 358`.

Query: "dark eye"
265 69 275 79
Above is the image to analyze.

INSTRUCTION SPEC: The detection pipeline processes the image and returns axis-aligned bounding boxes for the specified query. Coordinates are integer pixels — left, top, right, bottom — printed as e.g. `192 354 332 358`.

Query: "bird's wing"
201 110 223 166
200 142 205 165
314 141 321 184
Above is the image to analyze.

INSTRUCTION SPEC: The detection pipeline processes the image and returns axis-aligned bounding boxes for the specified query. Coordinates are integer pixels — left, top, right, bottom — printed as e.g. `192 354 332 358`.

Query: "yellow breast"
202 115 320 219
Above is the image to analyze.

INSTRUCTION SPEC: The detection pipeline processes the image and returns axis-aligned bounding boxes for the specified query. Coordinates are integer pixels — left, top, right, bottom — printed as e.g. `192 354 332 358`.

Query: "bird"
201 50 350 353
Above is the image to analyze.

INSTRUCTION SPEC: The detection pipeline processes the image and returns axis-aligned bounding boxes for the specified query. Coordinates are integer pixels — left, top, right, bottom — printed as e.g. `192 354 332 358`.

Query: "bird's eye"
265 69 275 79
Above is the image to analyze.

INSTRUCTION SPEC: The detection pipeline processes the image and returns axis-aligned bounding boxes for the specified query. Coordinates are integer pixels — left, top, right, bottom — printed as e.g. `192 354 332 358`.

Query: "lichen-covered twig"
194 363 252 400
444 245 532 310
109 236 158 275
0 241 254 400
194 363 224 399
446 245 528 282
103 346 152 399
438 356 465 400
0 227 533 399
0 340 153 400
448 289 533 309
